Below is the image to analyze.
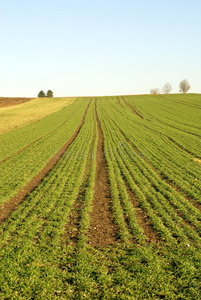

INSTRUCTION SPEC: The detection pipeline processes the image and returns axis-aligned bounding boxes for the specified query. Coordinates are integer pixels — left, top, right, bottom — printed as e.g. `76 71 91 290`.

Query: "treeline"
150 79 190 94
38 90 53 98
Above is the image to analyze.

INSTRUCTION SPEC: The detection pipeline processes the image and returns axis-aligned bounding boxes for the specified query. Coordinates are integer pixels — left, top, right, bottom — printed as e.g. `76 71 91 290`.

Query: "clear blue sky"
1 0 201 97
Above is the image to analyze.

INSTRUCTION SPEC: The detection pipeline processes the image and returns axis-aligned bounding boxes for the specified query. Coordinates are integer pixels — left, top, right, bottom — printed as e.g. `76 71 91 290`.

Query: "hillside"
0 97 76 133
0 94 201 299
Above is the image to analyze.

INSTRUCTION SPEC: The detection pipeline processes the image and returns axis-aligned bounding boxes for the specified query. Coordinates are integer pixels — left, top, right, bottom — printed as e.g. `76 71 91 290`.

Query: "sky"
0 0 201 97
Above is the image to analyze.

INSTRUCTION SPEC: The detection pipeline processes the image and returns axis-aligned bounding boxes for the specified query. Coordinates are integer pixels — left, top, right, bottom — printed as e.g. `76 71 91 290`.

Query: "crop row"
0 98 84 160
103 97 201 203
124 95 201 158
0 99 99 296
97 97 201 245
125 94 201 135
0 98 90 206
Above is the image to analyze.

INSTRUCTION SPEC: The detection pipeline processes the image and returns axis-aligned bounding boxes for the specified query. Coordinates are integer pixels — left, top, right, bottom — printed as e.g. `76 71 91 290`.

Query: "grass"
1 243 201 299
0 97 76 133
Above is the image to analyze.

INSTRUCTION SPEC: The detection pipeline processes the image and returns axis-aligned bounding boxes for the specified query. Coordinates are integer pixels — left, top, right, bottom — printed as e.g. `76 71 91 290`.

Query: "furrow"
117 96 124 108
125 186 161 243
88 100 119 247
122 96 144 119
63 116 96 247
0 100 91 224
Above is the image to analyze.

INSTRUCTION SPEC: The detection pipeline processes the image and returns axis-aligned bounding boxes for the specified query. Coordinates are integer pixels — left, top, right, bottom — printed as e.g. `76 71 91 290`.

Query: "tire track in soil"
88 100 120 247
117 96 124 108
62 112 96 246
63 176 88 246
98 99 201 240
122 96 144 119
0 100 91 224
98 107 160 243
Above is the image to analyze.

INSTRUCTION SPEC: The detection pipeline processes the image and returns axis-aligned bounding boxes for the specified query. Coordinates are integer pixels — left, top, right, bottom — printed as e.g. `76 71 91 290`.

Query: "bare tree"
150 88 160 95
179 79 190 93
162 83 172 94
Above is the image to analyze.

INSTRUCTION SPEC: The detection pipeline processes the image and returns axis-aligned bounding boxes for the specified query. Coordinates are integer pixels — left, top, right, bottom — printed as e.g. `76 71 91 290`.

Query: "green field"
0 97 76 134
0 94 201 299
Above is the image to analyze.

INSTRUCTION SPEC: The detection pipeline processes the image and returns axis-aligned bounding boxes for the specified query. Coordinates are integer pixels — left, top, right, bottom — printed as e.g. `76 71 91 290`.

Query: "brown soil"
0 97 32 108
0 100 91 224
122 96 144 119
88 101 120 247
126 187 160 243
63 185 85 246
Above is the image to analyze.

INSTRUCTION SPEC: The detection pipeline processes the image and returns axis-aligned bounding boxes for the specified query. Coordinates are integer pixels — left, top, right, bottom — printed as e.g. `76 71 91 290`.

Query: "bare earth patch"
88 101 120 247
0 97 32 108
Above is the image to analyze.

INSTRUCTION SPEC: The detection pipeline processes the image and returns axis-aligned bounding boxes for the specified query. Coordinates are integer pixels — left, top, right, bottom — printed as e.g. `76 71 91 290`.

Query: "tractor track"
88 100 120 247
122 96 144 119
0 100 91 224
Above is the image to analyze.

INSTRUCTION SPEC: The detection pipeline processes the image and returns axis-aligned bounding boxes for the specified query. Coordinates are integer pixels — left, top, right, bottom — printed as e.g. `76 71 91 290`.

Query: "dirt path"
0 100 91 224
88 100 119 247
122 96 144 119
0 97 32 108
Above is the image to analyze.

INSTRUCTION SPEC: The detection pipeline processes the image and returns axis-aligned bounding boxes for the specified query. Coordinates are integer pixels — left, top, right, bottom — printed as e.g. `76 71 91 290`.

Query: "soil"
0 100 91 224
122 96 144 119
88 100 120 247
0 97 32 108
63 186 85 246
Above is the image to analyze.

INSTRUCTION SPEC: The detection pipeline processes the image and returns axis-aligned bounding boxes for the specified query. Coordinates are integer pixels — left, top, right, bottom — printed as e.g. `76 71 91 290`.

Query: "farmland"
0 94 201 299
0 97 76 133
